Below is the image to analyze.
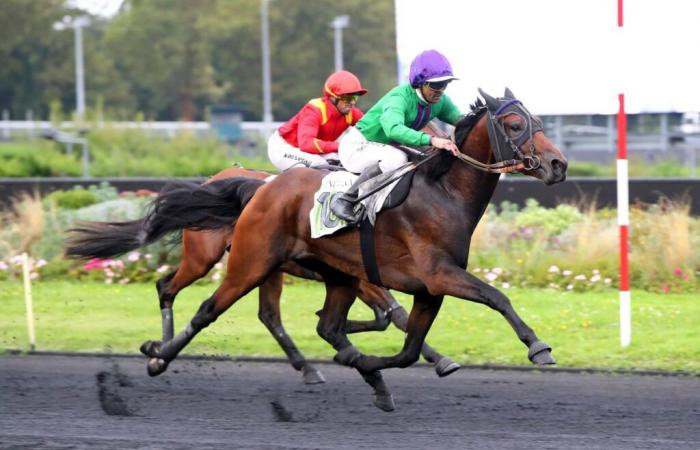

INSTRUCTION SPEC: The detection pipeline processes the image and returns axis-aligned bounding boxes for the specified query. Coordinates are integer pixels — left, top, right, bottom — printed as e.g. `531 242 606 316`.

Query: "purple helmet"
409 49 458 88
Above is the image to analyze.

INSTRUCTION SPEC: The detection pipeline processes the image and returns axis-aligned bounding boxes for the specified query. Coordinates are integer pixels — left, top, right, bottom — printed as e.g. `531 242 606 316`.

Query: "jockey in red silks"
268 70 368 171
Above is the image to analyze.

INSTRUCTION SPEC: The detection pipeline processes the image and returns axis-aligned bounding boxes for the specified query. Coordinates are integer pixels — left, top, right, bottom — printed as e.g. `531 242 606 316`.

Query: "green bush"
47 188 99 209
0 141 82 177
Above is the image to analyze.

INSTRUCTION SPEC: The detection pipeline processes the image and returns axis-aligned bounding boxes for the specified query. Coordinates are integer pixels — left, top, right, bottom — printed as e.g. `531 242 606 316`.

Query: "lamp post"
53 15 91 120
330 15 350 71
260 0 273 138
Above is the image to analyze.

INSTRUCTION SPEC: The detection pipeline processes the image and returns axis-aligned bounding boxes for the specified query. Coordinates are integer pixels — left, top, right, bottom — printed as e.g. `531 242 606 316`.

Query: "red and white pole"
617 0 631 347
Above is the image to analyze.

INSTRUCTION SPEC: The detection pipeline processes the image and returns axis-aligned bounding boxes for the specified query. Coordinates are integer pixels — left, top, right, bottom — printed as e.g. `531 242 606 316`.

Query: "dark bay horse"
67 89 567 411
101 166 459 383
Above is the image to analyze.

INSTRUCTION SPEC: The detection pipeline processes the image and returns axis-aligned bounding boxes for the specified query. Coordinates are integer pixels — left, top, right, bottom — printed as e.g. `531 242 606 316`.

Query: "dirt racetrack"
1 354 699 450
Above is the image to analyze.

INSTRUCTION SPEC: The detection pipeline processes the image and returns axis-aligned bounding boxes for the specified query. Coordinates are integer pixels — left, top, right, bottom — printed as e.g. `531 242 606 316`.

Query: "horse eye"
510 123 522 132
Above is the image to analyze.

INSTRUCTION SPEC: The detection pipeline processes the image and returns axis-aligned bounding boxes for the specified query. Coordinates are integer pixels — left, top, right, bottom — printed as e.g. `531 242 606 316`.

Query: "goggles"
425 80 450 92
336 94 360 103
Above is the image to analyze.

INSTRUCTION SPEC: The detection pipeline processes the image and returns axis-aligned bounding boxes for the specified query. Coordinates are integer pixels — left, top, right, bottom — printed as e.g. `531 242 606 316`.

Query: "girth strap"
359 218 383 287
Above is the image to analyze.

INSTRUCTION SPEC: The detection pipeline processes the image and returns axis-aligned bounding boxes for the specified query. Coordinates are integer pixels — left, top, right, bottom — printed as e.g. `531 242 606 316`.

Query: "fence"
1 117 699 175
2 176 699 215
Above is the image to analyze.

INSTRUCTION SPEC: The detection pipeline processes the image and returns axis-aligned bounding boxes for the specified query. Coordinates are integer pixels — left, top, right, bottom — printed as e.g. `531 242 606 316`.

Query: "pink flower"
83 258 105 271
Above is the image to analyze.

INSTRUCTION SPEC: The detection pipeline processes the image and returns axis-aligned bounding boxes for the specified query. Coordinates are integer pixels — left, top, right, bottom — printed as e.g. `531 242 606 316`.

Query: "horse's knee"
191 298 218 330
258 307 279 329
396 348 421 368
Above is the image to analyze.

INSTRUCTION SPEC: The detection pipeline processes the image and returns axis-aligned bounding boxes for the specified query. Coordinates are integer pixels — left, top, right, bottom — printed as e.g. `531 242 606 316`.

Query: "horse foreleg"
356 284 460 377
258 271 325 384
353 292 443 375
431 267 555 365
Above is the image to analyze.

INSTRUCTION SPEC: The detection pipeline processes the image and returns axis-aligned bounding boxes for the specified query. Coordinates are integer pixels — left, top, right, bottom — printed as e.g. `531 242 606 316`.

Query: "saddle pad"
309 170 405 238
309 171 357 238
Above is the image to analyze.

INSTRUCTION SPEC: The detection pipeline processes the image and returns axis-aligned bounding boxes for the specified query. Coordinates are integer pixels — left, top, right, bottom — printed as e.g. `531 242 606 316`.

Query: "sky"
396 0 700 114
69 0 700 115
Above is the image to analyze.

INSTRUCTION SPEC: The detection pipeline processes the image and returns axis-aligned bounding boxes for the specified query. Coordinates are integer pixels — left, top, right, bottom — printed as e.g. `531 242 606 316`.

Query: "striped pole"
617 0 631 347
21 252 36 351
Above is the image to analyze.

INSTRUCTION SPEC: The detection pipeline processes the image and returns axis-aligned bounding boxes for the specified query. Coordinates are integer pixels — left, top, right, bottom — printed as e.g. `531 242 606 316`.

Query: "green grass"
1 280 698 372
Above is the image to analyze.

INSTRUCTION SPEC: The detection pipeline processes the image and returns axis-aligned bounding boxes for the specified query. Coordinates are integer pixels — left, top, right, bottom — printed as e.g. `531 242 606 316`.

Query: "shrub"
47 188 99 210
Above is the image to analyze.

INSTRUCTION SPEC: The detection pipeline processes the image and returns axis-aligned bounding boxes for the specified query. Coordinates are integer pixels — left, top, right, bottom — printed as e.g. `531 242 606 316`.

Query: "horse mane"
417 99 488 180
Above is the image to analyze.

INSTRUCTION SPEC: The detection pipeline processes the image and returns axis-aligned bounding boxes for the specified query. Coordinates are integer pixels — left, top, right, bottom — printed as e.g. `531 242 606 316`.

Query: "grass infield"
1 280 697 372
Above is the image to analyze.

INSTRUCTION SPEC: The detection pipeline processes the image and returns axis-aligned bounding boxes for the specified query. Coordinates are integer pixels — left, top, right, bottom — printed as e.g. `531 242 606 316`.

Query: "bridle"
454 98 544 174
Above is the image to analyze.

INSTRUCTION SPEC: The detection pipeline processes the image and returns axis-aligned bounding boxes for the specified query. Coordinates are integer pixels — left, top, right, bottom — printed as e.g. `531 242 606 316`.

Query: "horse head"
476 88 568 185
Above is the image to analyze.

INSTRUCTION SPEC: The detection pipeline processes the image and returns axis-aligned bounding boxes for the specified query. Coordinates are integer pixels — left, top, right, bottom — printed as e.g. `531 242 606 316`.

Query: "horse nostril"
551 158 568 176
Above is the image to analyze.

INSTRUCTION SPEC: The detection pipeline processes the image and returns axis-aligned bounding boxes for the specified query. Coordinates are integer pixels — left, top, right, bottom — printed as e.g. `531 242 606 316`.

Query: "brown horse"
149 167 459 384
67 89 567 411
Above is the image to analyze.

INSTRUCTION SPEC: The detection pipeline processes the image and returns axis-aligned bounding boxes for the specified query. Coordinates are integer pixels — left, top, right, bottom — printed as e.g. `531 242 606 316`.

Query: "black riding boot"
330 163 383 223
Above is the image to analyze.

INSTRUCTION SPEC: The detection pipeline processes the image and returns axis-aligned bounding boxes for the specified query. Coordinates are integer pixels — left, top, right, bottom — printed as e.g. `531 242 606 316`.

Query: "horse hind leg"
144 230 227 373
316 275 394 412
142 232 279 377
258 270 325 384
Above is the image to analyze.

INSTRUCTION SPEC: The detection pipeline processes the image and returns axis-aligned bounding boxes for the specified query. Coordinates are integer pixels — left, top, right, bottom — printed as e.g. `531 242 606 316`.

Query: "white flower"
118 278 130 284
566 284 574 290
144 254 152 260
10 255 23 265
473 267 482 273
548 265 560 273
562 270 573 277
574 274 587 281
214 262 224 270
492 267 503 275
29 272 39 280
485 272 498 282
590 274 601 283
0 261 8 271
548 283 559 289
592 269 600 275
604 278 612 284
212 272 222 282
35 259 48 268
501 282 511 289
127 252 140 262
105 278 113 284
156 265 170 273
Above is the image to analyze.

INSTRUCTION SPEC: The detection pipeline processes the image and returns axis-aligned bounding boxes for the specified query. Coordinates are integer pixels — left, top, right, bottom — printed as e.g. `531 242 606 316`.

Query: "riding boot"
330 163 383 223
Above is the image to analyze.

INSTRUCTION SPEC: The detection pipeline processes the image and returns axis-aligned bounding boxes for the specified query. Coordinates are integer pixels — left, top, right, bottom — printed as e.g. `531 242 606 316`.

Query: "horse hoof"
147 358 169 377
333 346 362 367
302 365 326 385
140 340 162 358
373 393 395 412
528 341 556 365
434 357 461 378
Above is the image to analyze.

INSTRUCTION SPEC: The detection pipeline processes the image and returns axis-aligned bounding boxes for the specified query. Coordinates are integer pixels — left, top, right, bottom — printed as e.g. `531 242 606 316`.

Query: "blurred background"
0 0 698 367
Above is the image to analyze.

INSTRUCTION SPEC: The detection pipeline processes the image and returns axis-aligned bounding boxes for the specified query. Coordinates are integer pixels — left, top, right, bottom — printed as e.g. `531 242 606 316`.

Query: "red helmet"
323 70 368 97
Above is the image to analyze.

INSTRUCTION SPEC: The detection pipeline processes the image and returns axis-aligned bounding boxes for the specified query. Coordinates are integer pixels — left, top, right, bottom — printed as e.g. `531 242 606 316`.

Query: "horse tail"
65 177 265 259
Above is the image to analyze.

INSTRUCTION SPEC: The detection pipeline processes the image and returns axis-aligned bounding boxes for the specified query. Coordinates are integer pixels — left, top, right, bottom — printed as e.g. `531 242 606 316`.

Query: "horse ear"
504 87 515 99
478 88 500 112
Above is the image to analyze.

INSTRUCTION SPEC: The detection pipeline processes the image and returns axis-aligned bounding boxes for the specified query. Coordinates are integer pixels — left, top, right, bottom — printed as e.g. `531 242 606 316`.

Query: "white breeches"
267 131 339 171
338 127 408 174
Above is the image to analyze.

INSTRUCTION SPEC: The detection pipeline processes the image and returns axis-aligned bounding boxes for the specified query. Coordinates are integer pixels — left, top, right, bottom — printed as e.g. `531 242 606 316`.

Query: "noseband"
454 98 543 174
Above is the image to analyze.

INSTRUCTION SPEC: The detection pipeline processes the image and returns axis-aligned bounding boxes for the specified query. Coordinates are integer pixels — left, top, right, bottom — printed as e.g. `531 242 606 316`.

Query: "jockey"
330 49 463 223
268 70 367 171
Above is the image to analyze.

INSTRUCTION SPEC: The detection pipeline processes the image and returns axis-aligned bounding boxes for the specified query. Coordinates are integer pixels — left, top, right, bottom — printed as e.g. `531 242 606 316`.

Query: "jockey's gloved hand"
430 136 460 156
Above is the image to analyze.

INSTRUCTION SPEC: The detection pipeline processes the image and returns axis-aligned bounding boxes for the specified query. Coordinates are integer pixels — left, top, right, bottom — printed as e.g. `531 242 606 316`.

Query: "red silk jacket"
278 96 363 154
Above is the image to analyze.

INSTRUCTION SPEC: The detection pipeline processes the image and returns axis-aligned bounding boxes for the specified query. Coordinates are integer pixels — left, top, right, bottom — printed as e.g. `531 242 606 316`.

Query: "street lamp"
53 15 91 120
260 0 273 138
330 15 350 71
